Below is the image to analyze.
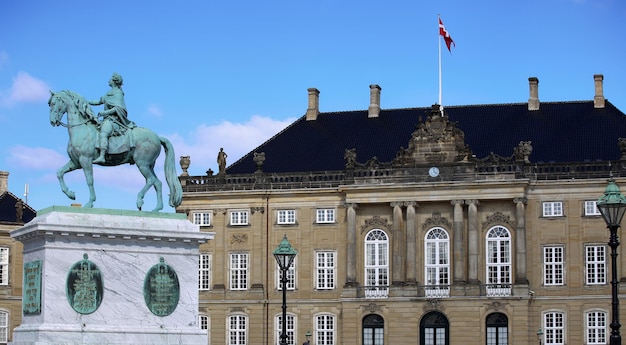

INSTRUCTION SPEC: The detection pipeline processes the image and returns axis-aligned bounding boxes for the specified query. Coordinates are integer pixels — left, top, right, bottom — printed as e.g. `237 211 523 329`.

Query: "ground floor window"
363 314 384 345
420 311 449 345
486 313 508 345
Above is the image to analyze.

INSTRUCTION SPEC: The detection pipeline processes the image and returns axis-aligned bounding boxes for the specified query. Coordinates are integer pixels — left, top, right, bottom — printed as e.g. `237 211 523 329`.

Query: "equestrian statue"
48 73 182 212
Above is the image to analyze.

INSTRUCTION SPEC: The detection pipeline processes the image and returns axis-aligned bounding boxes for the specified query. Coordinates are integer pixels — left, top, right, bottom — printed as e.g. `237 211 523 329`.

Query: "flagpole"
438 15 443 113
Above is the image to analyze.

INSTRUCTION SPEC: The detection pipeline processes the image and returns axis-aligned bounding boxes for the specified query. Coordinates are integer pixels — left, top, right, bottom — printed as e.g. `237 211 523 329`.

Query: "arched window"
486 312 508 345
425 227 450 297
362 314 384 345
486 226 512 296
275 313 296 345
585 310 607 345
420 311 449 345
364 229 389 298
228 314 247 345
315 313 336 345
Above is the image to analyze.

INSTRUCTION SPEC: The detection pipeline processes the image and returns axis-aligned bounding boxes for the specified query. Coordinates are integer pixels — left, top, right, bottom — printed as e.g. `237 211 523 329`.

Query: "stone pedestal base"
10 206 213 345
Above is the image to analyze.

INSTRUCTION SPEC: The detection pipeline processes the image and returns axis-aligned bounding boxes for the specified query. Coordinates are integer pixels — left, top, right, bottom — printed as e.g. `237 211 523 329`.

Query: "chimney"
306 88 320 121
368 84 381 118
0 171 8 194
528 77 540 111
594 74 605 108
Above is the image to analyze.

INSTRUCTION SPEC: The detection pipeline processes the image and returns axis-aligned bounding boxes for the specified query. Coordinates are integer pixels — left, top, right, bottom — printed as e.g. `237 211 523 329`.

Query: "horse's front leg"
79 158 97 208
57 160 80 200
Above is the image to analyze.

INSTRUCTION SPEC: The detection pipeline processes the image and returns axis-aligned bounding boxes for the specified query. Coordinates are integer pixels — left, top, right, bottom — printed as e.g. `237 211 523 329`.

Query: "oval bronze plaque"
143 257 180 316
66 253 103 314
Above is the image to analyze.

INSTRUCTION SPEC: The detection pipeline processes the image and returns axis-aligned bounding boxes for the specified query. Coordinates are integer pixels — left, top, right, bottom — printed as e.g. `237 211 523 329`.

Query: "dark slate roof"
227 101 626 174
0 192 36 224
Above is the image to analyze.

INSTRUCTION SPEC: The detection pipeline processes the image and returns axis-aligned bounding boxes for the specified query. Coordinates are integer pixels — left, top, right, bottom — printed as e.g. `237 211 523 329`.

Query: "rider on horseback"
89 72 135 164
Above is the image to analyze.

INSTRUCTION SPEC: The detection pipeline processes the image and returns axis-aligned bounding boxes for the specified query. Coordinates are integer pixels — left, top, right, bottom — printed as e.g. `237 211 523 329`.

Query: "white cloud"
7 146 67 169
147 104 163 117
1 72 50 107
166 115 295 175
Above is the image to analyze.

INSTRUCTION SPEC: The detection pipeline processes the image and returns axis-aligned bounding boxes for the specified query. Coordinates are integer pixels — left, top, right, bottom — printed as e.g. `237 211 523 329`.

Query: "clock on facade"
428 167 440 177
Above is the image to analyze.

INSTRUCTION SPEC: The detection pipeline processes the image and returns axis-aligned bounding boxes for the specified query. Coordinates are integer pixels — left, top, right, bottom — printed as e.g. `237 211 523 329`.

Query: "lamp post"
536 327 543 345
304 330 311 345
274 234 297 345
597 179 626 345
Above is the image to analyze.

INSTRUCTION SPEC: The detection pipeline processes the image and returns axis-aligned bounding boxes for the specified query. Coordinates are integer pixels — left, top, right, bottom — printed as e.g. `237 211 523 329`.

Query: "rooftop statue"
48 73 182 211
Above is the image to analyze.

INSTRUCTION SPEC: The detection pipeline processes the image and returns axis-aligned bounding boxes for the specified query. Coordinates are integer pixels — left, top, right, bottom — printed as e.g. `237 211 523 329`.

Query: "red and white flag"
439 17 455 53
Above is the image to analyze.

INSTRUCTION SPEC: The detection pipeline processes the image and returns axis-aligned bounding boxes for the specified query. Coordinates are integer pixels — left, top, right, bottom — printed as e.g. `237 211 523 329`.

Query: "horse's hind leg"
57 160 80 201
136 162 163 212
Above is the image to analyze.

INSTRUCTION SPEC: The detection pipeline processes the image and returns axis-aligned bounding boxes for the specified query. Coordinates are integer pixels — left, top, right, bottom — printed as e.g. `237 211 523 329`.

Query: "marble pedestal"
9 206 213 345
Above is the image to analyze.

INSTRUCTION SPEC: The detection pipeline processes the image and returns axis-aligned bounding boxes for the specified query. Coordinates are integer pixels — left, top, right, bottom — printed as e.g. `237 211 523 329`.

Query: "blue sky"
1 0 625 212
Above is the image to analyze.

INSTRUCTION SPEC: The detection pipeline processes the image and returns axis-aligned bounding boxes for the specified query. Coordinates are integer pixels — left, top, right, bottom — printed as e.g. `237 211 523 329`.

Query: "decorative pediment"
421 212 452 231
361 215 391 233
482 211 515 230
423 298 445 312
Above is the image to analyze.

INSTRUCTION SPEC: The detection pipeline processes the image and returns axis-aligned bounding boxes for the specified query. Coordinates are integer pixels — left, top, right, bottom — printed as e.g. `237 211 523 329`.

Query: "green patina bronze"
48 73 182 212
66 253 103 315
23 260 42 315
143 257 180 317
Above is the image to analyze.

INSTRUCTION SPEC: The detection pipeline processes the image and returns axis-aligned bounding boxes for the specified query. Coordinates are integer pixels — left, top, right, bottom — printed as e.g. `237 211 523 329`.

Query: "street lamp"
597 179 626 345
304 330 311 345
274 234 297 345
536 327 543 345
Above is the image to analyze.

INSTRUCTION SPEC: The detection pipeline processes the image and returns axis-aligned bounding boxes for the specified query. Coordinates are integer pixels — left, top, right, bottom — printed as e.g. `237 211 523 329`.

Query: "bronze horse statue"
48 90 182 211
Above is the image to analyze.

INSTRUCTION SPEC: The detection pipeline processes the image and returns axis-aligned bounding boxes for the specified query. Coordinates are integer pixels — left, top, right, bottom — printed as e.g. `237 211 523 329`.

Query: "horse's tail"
159 136 183 207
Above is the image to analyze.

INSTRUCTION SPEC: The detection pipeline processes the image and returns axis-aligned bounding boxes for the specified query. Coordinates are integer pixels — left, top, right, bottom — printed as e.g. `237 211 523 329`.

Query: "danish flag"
439 17 455 53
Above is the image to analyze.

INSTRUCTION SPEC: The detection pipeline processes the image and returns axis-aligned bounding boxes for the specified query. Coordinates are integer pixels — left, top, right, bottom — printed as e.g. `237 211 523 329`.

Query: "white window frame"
199 253 212 291
486 226 512 296
543 311 565 345
199 314 210 333
543 246 565 286
586 310 608 345
230 210 249 226
277 210 296 225
229 253 249 290
586 245 606 285
192 211 212 226
0 310 7 343
316 208 335 224
585 200 601 216
424 227 450 297
543 201 564 217
315 313 336 345
315 251 336 290
364 229 389 298
275 313 296 345
228 314 247 345
0 247 8 286
276 258 296 291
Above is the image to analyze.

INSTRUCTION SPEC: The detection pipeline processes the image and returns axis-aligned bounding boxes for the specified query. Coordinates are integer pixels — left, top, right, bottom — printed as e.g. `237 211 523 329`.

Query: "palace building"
178 74 626 345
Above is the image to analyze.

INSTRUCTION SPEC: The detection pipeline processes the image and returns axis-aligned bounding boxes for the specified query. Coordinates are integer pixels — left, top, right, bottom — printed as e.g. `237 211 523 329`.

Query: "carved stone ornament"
423 298 445 312
421 211 452 232
482 211 515 231
362 302 382 313
485 301 506 311
361 215 391 233
231 234 249 244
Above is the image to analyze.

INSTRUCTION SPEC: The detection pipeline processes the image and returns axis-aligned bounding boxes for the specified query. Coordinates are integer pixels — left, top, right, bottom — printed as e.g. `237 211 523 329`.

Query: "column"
514 197 529 284
345 203 358 287
451 200 466 283
466 199 480 283
391 202 405 285
405 201 418 284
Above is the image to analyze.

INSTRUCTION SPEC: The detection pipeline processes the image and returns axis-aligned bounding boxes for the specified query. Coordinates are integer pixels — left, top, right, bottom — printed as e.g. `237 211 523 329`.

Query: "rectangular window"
277 210 296 225
199 253 212 290
315 251 336 290
586 311 607 345
277 258 296 290
543 202 564 217
192 212 211 226
229 315 247 345
585 201 601 216
199 314 209 331
586 245 606 285
0 311 7 343
544 312 565 345
230 253 249 290
544 246 564 286
230 210 249 226
0 247 8 286
316 209 335 224
315 314 335 345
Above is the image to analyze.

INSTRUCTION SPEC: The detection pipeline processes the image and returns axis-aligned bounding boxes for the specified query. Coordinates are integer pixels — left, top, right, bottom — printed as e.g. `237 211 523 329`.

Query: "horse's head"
48 90 66 127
